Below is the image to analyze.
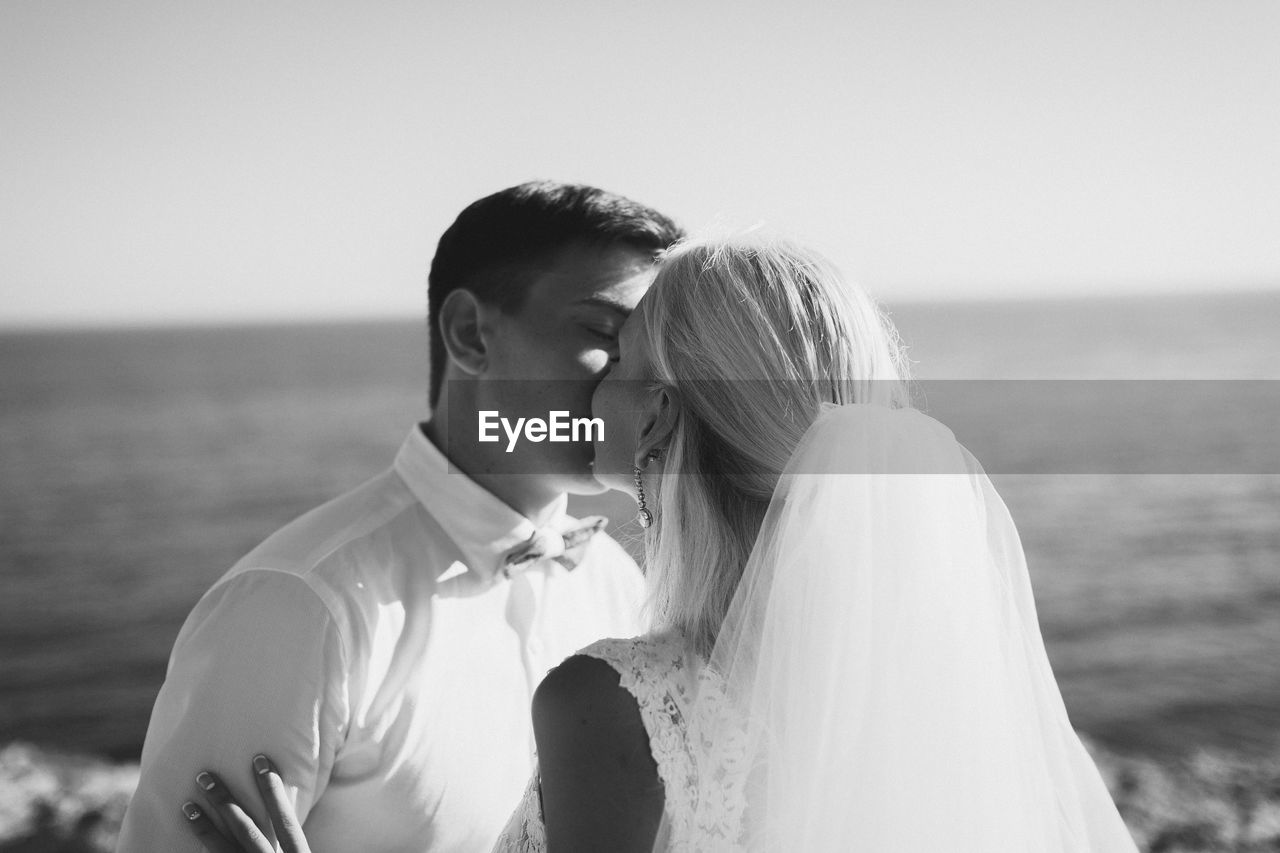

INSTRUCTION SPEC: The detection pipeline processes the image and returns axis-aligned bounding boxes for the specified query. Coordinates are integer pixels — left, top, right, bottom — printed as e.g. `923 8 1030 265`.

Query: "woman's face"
590 302 658 497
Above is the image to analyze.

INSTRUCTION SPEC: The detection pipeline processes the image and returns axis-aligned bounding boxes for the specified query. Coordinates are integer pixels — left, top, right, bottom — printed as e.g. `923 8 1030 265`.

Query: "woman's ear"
437 289 488 377
634 387 678 469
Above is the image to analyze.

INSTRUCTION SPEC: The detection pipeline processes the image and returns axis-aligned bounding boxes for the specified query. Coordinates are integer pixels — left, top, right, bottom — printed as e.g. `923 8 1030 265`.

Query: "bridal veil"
674 402 1137 851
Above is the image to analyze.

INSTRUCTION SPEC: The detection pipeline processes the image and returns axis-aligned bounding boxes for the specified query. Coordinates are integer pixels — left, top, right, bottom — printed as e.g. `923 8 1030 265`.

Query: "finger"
180 800 242 853
252 754 312 853
196 770 276 853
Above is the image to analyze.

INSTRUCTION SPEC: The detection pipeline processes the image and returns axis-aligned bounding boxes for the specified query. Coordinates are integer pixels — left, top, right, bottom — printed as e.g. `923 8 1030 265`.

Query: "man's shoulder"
180 469 437 660
228 468 422 586
174 469 437 641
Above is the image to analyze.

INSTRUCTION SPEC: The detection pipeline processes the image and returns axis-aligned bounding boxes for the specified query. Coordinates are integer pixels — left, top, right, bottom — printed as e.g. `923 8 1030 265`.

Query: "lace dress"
493 630 749 852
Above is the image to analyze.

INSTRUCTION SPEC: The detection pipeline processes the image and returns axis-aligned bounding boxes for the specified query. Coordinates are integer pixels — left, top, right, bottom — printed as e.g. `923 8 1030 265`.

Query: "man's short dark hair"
427 180 684 404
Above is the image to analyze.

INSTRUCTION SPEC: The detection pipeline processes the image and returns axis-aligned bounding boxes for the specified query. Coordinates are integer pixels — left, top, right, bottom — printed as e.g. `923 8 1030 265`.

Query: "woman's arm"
532 654 665 853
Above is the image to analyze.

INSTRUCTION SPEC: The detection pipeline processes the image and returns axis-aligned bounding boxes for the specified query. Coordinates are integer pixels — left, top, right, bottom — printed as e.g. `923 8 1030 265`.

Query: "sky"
2 0 1279 327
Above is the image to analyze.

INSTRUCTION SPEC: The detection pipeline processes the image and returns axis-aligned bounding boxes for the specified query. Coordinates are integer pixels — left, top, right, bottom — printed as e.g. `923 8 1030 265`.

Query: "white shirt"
117 425 647 853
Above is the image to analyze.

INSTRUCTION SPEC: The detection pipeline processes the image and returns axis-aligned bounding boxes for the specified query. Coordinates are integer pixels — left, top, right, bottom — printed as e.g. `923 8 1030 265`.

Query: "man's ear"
634 387 678 469
437 289 489 377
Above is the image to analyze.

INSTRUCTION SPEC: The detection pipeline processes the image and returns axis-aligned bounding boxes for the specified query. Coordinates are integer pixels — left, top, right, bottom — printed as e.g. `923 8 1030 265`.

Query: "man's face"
473 242 656 493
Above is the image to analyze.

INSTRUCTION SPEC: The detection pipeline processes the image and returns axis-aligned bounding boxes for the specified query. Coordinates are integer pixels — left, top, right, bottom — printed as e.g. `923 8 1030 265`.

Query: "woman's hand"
180 754 312 853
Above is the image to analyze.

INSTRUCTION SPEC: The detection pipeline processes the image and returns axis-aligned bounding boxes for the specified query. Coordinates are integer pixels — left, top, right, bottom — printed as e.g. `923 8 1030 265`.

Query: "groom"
117 181 683 852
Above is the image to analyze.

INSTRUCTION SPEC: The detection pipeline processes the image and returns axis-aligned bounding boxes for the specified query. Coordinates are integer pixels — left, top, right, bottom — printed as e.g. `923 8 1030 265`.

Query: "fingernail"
196 771 216 790
183 801 202 820
253 754 272 775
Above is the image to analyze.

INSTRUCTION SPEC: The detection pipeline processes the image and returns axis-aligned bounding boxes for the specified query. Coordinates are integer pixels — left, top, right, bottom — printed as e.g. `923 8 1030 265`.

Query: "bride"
181 235 1137 851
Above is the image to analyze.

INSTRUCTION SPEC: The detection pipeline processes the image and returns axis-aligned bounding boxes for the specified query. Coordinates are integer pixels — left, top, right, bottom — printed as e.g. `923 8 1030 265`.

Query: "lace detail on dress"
686 666 749 849
492 631 748 853
494 770 546 853
577 633 702 847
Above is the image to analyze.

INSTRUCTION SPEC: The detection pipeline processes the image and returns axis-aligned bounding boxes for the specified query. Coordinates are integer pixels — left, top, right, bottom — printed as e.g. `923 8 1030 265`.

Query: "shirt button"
528 639 544 657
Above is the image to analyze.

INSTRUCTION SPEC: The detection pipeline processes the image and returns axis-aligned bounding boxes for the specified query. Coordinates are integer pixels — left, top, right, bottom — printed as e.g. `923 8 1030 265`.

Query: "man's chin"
539 444 614 496
558 470 612 497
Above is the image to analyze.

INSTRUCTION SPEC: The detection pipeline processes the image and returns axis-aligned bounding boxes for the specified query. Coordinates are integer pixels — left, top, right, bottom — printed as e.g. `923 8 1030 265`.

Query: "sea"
2 291 1279 764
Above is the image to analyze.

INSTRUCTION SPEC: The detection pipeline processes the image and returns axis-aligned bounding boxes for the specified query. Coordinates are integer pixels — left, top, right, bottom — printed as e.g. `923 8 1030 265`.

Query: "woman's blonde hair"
639 235 910 657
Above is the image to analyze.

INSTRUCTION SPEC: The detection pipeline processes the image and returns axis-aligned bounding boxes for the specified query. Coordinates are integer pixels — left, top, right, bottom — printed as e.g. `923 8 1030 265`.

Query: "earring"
634 465 653 529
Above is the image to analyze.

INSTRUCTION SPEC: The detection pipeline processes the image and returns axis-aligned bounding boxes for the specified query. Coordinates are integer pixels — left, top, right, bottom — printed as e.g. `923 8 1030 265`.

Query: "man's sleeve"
116 569 350 852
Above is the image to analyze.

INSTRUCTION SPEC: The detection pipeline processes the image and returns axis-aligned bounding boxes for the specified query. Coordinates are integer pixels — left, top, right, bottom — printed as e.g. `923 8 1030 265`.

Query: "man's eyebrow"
572 296 632 316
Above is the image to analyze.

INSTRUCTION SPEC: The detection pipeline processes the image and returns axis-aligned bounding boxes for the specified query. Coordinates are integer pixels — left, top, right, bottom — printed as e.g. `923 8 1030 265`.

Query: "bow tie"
500 516 608 579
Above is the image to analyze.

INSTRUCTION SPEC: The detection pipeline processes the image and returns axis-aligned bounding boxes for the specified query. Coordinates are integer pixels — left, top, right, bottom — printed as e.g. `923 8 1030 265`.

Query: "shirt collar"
393 422 570 584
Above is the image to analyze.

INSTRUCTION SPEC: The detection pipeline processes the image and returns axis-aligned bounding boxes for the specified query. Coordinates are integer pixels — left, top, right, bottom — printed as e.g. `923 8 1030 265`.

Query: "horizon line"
3 283 1279 335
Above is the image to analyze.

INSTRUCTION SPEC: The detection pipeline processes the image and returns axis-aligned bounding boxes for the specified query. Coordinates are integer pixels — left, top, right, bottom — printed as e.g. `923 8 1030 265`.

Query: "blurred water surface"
1 291 1278 760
